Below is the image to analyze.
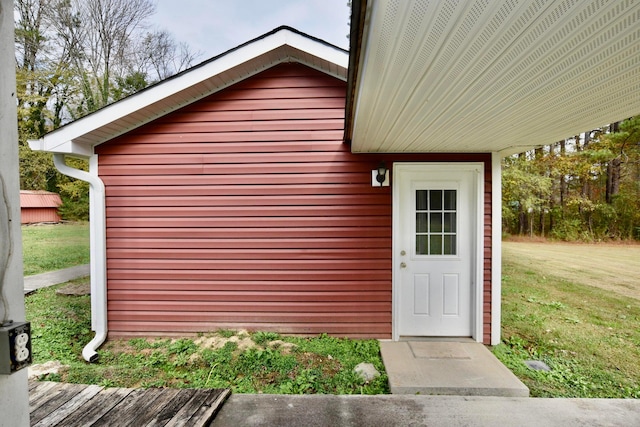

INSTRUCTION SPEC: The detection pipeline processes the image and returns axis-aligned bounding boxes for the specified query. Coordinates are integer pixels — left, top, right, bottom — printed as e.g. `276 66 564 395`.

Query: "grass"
23 224 640 397
22 223 90 276
493 243 640 398
25 281 389 394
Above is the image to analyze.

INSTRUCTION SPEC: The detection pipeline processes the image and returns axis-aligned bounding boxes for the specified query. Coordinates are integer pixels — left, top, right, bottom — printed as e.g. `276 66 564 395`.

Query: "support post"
0 0 30 425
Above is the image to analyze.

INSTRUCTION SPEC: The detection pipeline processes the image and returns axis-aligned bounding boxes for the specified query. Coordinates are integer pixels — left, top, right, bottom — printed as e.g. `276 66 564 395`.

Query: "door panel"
395 164 477 337
443 274 460 316
414 274 430 315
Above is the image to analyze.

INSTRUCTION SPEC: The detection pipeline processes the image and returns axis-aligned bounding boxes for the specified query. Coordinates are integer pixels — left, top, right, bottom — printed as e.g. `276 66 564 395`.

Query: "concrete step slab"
380 340 529 397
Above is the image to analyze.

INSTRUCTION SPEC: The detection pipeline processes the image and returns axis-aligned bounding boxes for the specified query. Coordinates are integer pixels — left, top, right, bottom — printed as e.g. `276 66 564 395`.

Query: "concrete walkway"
380 340 529 396
23 264 90 294
211 394 640 427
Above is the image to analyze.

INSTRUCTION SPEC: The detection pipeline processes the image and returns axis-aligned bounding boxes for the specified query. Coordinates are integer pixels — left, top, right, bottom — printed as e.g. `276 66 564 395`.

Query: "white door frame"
392 162 485 342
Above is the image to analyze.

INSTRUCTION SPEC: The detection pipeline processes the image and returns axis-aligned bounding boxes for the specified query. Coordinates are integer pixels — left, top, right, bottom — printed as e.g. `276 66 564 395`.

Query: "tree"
14 0 199 219
502 117 640 241
502 155 553 236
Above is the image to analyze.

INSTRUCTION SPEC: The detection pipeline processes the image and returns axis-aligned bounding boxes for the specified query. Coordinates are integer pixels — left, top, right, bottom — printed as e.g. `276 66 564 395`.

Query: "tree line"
15 1 640 239
15 0 198 219
502 117 640 241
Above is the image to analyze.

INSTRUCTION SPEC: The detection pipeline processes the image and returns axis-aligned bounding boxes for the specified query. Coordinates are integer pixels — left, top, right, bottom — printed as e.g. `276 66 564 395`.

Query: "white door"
394 164 479 337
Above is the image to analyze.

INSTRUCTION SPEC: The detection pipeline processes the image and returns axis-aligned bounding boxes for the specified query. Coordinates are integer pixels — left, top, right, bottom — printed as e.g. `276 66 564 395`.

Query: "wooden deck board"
31 382 97 424
28 381 230 427
28 381 60 411
33 384 103 427
51 386 134 426
164 389 231 427
144 389 198 427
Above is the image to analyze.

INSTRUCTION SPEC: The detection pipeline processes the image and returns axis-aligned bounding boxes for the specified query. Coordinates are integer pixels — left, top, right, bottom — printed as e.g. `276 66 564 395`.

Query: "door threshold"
397 336 476 343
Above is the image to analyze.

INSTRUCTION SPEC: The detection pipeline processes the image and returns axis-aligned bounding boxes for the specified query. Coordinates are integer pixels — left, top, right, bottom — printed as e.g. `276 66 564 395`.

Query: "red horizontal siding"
105 204 390 216
107 270 391 281
107 280 391 292
97 63 393 338
96 62 493 342
107 248 390 260
106 184 389 197
106 237 390 249
108 322 390 338
97 140 346 156
484 166 492 345
101 172 370 186
109 290 391 302
106 194 387 207
106 227 391 239
106 216 389 228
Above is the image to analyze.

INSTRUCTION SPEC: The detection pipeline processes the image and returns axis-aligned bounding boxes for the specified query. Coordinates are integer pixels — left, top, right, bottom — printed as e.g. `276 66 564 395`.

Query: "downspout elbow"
52 154 107 363
82 329 106 363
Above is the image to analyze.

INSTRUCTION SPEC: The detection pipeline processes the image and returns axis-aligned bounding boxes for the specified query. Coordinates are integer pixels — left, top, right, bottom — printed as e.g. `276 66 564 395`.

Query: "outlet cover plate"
0 321 32 375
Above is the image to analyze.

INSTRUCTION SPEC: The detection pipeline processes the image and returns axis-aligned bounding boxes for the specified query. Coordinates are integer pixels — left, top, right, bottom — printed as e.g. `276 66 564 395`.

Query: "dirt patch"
56 282 90 296
503 241 640 300
194 330 257 352
269 340 298 354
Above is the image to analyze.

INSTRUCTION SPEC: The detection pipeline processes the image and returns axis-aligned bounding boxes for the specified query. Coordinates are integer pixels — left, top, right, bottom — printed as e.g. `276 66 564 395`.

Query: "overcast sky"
153 0 351 61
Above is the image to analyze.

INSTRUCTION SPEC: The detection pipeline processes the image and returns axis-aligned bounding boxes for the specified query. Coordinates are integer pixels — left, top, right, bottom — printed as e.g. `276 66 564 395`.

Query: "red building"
93 61 494 341
28 28 499 361
19 190 62 224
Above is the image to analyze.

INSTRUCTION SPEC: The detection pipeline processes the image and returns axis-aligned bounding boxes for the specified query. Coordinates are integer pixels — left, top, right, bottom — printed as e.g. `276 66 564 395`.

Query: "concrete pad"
211 394 640 427
24 264 90 294
380 341 529 397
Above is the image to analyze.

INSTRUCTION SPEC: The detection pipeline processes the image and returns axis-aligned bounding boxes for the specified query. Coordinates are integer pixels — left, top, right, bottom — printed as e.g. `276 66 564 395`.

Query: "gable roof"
29 27 348 158
347 0 640 155
19 190 62 208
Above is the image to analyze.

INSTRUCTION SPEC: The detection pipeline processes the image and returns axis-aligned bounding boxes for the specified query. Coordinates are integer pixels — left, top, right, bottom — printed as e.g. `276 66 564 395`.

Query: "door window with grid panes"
415 189 457 255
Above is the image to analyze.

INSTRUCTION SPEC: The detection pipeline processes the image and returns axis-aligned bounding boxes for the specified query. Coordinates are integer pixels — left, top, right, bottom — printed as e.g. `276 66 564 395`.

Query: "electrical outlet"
0 321 32 375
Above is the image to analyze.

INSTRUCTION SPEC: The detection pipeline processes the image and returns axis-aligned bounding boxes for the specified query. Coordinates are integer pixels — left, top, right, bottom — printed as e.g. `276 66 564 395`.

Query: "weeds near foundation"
25 283 388 394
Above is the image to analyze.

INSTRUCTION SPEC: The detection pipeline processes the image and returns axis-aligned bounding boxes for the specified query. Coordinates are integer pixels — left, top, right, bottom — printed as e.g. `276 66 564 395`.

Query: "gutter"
52 154 107 362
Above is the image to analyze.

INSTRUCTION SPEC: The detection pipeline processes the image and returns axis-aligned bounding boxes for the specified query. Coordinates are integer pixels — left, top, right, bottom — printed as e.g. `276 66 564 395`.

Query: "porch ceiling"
347 0 640 155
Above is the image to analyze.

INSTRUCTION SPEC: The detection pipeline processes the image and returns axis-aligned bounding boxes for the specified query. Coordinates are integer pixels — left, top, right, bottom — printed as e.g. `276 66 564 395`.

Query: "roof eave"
30 27 348 157
344 0 368 145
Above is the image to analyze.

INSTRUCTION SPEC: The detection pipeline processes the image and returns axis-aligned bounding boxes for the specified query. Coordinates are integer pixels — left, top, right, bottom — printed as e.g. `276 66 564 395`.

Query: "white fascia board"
33 28 347 157
28 138 93 158
282 31 349 70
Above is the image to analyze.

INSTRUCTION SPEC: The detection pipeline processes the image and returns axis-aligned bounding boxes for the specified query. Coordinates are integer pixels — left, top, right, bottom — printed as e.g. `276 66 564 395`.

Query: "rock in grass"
354 362 380 382
524 360 551 371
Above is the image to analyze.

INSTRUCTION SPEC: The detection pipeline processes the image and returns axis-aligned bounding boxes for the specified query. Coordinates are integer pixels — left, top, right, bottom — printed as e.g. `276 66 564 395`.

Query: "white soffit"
30 27 348 156
351 0 640 155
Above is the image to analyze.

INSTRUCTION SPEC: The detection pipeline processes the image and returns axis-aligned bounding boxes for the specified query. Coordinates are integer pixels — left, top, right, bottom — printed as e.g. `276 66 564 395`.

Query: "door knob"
400 262 407 268
400 250 406 256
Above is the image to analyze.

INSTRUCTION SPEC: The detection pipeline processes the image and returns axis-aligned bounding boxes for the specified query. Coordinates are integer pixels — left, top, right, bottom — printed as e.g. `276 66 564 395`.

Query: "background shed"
20 190 62 224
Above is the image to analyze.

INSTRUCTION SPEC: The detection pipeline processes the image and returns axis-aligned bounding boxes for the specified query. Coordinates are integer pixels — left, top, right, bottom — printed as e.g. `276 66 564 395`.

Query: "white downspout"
53 154 107 362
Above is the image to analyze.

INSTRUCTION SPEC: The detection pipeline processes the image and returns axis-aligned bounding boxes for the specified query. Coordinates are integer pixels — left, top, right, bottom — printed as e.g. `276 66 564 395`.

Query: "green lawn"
494 241 640 398
22 223 90 276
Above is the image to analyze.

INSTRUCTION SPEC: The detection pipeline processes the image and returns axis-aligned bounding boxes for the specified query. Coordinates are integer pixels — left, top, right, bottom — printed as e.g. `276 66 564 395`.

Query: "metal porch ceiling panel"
350 0 640 155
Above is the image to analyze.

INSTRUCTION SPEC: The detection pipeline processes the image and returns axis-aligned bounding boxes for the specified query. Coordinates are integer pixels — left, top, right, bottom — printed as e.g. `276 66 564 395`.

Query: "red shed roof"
20 190 62 208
